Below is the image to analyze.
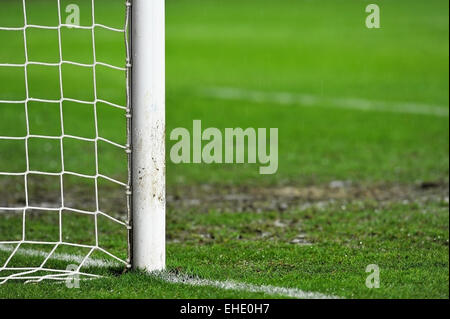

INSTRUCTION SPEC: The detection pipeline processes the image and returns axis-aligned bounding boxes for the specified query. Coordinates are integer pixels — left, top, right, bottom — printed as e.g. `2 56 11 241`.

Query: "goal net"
0 0 165 284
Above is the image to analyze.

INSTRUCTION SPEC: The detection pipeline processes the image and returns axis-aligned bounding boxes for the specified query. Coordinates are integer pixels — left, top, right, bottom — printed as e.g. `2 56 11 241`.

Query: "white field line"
0 244 119 268
155 272 341 299
0 244 340 299
202 87 449 117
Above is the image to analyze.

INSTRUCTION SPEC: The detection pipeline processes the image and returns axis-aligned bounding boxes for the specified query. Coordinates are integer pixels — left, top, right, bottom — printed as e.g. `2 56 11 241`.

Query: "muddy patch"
168 181 449 213
1 177 448 245
1 176 448 216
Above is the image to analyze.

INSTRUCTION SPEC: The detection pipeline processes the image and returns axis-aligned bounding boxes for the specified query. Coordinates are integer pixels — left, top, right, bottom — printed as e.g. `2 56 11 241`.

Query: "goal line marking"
156 272 341 299
202 87 449 117
0 244 341 299
0 244 118 268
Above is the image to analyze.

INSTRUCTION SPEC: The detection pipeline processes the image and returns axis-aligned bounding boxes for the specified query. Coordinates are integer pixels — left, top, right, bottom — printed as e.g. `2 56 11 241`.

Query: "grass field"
0 0 449 298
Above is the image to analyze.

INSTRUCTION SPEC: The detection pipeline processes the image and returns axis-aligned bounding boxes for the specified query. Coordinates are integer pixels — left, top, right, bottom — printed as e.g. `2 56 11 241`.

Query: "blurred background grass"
1 0 448 187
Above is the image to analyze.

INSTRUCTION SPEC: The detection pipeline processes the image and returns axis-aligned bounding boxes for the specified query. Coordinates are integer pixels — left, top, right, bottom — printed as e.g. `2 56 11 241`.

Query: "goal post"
0 0 166 282
131 0 166 272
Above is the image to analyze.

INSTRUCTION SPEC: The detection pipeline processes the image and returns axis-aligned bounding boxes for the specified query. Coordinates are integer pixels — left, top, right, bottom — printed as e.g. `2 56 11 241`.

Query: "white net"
0 0 132 283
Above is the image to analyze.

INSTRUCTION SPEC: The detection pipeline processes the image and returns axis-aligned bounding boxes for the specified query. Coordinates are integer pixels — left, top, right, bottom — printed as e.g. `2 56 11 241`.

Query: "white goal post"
131 0 166 272
0 0 165 283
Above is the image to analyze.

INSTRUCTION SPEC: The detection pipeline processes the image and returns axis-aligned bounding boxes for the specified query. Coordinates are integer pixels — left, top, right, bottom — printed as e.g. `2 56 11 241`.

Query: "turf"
0 200 448 298
0 0 449 298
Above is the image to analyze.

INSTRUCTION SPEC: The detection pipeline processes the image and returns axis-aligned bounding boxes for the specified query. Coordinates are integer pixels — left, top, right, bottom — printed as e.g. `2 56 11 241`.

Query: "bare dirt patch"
1 178 448 245
168 181 449 213
1 176 448 215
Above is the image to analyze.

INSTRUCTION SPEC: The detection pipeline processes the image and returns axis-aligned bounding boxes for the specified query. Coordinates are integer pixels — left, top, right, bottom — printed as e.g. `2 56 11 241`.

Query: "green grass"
1 201 448 298
0 0 448 298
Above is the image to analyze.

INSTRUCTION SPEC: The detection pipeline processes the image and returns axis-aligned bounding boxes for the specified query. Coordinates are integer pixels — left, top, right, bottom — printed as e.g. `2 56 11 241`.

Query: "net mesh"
0 0 132 283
